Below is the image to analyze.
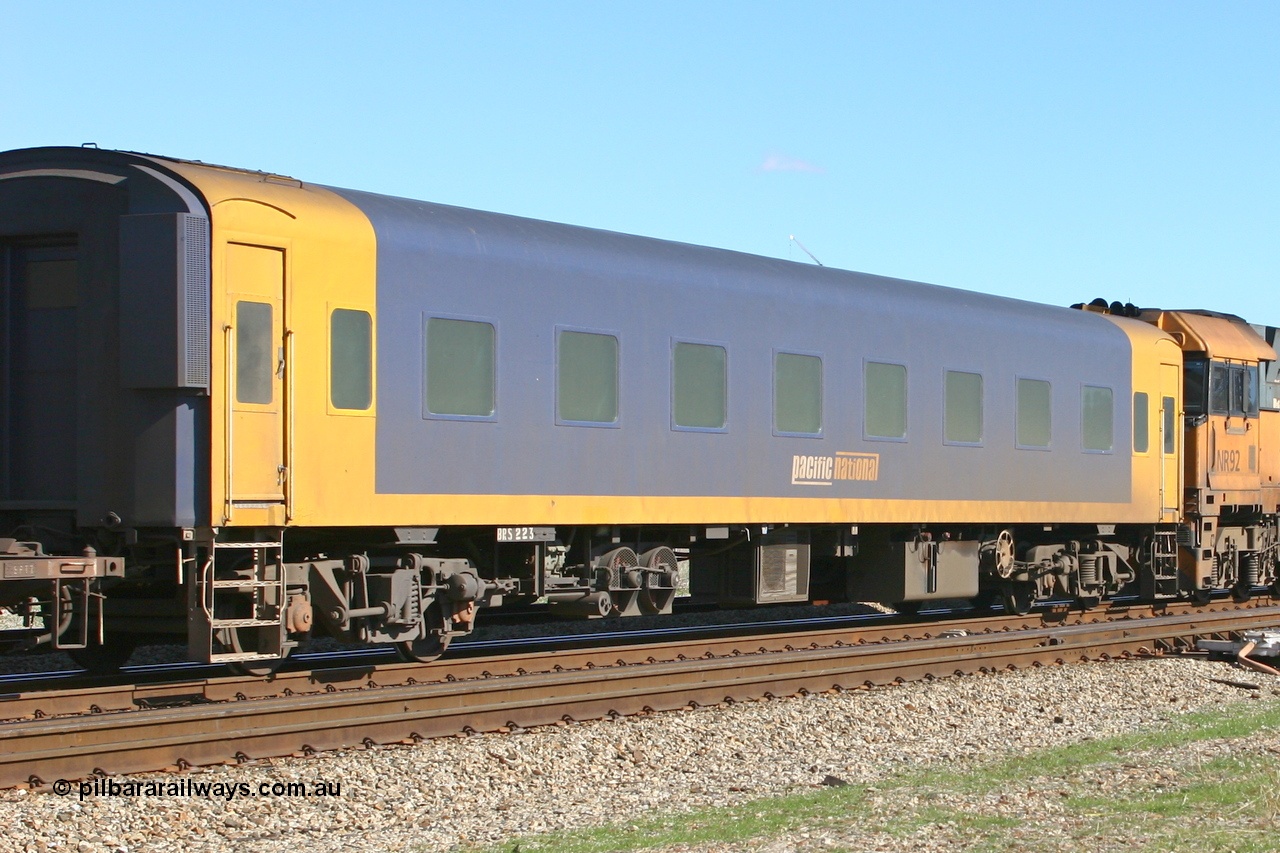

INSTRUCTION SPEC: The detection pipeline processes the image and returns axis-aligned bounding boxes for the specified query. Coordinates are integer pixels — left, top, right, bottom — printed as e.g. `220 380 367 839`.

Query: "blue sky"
7 2 1278 321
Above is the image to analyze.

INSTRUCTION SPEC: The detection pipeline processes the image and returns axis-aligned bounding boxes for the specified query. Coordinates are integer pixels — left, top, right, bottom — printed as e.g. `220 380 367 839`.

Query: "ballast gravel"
0 655 1277 853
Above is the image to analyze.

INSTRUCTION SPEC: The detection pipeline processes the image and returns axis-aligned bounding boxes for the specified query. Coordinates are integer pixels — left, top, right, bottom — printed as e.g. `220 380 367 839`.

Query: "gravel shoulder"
1 655 1278 853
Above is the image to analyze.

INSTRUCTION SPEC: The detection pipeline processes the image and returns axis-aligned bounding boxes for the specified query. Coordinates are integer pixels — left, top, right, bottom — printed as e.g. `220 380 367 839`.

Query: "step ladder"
188 533 288 665
1147 529 1180 599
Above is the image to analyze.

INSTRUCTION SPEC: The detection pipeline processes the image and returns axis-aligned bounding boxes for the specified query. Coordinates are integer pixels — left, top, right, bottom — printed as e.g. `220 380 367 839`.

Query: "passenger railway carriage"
0 146 1277 673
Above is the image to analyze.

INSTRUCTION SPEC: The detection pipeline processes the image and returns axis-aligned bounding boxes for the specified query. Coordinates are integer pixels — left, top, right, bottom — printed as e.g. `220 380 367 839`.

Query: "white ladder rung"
209 651 283 663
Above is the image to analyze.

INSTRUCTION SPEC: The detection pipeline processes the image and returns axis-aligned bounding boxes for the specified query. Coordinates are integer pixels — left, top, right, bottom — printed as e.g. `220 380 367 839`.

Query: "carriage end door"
225 242 287 523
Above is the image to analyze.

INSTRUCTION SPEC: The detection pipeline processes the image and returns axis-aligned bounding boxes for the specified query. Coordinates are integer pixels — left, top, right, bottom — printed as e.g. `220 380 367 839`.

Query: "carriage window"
673 342 727 430
1246 365 1260 416
945 370 982 444
774 352 822 435
1133 392 1149 453
426 317 495 417
235 301 273 405
1016 378 1051 448
331 309 372 410
558 330 618 424
865 361 907 439
1163 396 1176 454
1082 385 1113 452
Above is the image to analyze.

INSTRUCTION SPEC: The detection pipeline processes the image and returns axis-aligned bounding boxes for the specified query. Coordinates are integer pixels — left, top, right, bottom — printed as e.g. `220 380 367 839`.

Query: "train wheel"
395 633 452 663
1231 584 1253 603
67 635 138 675
969 588 1001 611
637 547 679 615
1271 580 1280 599
1190 587 1212 606
1000 582 1034 616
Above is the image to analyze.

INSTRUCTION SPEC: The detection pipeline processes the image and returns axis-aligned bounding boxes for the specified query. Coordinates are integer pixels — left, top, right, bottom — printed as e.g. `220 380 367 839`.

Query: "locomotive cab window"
425 317 496 419
1133 392 1149 453
774 351 822 436
557 329 618 425
330 308 372 411
1208 361 1259 417
944 370 983 444
672 341 727 430
1260 361 1280 411
1183 357 1207 416
235 301 273 405
1016 378 1051 449
864 361 907 440
1081 385 1113 452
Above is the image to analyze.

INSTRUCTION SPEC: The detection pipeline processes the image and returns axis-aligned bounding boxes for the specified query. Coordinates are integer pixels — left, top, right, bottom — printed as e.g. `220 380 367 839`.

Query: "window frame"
1132 391 1150 455
670 338 729 433
235 299 275 408
421 312 498 422
327 305 375 414
1080 383 1115 454
1015 375 1053 451
772 348 824 438
555 325 622 429
862 359 909 443
942 368 984 447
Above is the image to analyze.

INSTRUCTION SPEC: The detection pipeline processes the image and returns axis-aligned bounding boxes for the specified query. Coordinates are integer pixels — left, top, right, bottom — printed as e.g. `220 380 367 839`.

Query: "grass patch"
458 699 1280 853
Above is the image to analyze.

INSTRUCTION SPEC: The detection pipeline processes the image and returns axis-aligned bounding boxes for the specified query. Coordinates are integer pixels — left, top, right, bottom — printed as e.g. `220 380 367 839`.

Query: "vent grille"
182 215 211 388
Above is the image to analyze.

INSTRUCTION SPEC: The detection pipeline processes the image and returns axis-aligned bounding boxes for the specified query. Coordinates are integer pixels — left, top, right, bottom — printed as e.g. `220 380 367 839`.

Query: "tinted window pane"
236 301 272 405
1133 392 1149 453
426 318 495 417
1247 365 1260 415
1017 378 1051 448
1231 367 1246 415
558 331 617 423
330 309 372 410
1163 396 1176 454
1209 363 1229 414
673 342 726 429
945 370 982 443
1082 386 1113 451
1184 359 1207 415
865 362 907 439
774 352 822 434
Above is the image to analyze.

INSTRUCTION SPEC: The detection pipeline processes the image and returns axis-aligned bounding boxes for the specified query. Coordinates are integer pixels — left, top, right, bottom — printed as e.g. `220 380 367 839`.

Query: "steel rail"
2 603 1277 788
0 597 1263 720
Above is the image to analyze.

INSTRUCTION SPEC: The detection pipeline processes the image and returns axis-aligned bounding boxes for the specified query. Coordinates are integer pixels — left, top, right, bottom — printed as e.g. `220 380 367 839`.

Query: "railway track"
3 599 1278 789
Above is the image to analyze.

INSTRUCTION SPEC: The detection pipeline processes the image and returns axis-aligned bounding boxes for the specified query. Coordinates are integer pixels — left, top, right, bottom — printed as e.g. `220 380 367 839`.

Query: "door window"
235 301 273 404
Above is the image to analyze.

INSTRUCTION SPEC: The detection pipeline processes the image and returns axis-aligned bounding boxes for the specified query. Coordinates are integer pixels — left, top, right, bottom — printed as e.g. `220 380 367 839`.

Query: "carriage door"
1159 361 1180 522
225 242 286 522
1 244 78 503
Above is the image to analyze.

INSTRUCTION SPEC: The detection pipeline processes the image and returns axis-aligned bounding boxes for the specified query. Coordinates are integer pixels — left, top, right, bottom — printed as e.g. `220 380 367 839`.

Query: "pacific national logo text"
791 452 880 486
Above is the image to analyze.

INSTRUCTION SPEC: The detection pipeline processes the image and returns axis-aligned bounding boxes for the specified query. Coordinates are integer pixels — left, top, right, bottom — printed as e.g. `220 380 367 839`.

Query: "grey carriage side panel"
330 186 1131 506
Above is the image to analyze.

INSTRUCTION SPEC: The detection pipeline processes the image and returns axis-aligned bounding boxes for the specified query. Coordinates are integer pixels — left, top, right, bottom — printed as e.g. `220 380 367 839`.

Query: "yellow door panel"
226 243 286 508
